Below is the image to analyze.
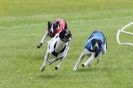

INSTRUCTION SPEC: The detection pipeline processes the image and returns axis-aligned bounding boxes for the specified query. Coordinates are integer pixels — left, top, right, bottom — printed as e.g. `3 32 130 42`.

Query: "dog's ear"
68 30 72 38
56 21 59 25
48 21 51 25
48 21 52 29
59 30 66 40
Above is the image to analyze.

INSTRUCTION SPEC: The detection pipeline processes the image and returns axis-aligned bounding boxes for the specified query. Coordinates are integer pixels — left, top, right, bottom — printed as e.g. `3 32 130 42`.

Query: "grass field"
0 0 133 88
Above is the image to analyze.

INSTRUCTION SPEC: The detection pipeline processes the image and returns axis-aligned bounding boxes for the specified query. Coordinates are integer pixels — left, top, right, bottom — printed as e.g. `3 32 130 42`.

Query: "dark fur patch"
59 30 72 42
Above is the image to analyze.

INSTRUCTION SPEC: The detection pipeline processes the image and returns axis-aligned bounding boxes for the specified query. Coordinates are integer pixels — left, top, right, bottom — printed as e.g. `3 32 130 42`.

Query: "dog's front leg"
48 58 59 65
96 52 103 64
40 51 50 72
82 53 95 67
73 49 86 71
55 58 63 70
37 31 48 48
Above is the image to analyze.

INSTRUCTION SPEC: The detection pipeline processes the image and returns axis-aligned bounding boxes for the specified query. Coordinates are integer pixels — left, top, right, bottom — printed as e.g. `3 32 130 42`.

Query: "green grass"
0 0 133 88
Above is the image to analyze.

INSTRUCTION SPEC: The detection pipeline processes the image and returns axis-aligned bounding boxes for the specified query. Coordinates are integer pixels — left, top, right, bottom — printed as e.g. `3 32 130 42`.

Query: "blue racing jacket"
85 31 106 57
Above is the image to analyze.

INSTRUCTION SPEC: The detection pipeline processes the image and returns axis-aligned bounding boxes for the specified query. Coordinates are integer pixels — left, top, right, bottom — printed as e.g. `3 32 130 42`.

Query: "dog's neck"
55 38 66 53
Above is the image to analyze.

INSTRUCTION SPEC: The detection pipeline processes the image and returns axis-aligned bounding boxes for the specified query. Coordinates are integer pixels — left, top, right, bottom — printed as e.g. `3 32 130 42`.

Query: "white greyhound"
40 30 72 72
73 31 107 71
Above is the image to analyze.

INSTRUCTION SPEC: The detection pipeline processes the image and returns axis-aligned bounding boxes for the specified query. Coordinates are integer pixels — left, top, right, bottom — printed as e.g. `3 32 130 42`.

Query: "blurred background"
0 0 133 88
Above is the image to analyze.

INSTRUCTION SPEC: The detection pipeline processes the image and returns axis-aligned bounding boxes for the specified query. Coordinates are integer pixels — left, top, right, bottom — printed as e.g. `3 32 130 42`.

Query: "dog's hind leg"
55 58 63 70
48 58 59 65
102 42 107 54
82 53 95 67
40 51 50 72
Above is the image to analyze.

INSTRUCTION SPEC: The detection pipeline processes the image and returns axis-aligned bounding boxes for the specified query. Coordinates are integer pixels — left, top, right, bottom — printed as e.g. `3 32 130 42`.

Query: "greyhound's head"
92 39 101 52
59 30 72 43
47 21 59 37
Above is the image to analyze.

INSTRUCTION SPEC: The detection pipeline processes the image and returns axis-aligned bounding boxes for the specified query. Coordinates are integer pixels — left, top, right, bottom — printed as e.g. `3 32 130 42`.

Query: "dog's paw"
36 43 42 49
82 64 85 67
55 66 58 70
73 67 77 71
40 66 45 72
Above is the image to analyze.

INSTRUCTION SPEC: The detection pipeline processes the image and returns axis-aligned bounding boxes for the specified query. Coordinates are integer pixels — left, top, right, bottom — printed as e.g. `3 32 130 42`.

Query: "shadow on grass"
76 68 90 72
37 73 59 79
76 67 109 72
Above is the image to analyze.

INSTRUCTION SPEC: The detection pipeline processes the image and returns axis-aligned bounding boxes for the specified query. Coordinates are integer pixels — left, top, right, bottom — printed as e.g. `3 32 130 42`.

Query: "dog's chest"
54 40 66 53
